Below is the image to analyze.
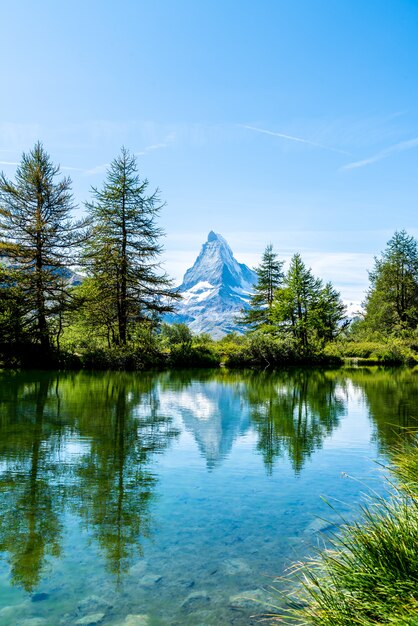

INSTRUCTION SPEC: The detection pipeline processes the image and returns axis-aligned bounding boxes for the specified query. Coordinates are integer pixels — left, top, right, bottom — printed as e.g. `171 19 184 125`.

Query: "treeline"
1 142 418 369
222 229 418 367
0 143 217 368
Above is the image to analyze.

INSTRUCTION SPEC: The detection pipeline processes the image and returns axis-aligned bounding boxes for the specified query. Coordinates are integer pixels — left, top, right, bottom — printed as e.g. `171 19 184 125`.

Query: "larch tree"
82 147 177 345
0 142 86 351
363 230 418 333
272 253 346 353
240 244 284 329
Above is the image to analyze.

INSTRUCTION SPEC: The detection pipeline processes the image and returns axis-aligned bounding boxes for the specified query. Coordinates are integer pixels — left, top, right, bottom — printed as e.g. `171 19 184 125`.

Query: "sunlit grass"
276 437 418 625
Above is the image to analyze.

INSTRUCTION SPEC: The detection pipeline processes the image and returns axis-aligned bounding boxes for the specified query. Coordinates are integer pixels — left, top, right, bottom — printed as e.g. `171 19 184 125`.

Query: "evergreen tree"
364 230 418 333
82 147 177 345
316 281 348 342
272 253 346 353
240 244 284 329
0 142 85 350
0 264 26 358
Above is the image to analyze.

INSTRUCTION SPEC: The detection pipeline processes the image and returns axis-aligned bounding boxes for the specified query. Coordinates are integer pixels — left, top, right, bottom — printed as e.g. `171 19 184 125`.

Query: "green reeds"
279 437 418 625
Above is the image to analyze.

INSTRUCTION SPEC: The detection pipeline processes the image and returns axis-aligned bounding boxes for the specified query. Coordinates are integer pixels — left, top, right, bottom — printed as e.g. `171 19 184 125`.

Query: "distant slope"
166 231 257 338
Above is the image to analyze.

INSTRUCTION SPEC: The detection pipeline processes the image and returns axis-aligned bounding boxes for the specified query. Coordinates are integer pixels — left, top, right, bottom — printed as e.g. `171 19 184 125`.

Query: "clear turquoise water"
0 367 417 626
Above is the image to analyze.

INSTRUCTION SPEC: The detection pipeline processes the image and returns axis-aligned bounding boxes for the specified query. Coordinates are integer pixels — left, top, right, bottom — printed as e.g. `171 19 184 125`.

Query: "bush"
325 339 418 365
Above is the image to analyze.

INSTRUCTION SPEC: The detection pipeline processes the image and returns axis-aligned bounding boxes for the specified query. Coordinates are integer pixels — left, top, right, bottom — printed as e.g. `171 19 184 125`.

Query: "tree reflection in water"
0 371 179 590
0 367 417 593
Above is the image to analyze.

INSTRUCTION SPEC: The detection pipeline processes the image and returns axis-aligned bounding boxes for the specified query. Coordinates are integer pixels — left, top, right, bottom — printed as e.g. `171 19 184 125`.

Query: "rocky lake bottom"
0 367 416 625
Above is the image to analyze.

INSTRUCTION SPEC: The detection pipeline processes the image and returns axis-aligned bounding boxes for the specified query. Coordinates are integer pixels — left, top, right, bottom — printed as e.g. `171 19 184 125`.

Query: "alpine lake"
0 366 417 626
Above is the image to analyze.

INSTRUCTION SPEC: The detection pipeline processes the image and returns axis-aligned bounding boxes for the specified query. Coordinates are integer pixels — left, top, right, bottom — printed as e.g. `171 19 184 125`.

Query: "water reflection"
335 367 418 451
159 371 251 469
0 366 417 601
238 369 347 473
0 372 179 590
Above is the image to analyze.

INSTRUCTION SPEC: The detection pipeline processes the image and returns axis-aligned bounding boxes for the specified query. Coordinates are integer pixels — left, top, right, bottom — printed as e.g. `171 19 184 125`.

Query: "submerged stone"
123 616 151 626
128 560 148 577
222 558 251 575
31 592 49 603
74 614 105 625
181 590 210 609
18 619 48 626
229 588 276 611
77 595 113 614
138 573 162 587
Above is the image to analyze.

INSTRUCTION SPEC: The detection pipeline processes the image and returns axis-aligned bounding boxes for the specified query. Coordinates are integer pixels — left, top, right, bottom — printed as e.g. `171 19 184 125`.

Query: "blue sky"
1 0 418 309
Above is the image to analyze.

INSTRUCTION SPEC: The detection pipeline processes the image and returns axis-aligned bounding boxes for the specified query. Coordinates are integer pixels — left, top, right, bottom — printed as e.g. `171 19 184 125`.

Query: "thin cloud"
61 165 86 172
83 163 110 177
342 137 418 171
241 124 351 155
135 132 177 158
0 160 19 166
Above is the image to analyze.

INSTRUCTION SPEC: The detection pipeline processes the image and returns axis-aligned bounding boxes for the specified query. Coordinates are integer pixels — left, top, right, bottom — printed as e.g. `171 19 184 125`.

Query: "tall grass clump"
280 437 418 625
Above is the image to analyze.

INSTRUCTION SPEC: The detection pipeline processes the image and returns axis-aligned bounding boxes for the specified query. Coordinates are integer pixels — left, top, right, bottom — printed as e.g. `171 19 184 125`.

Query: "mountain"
166 231 257 338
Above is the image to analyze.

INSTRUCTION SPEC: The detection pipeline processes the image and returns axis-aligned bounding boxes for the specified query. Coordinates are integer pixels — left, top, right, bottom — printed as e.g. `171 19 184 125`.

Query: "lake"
0 367 417 626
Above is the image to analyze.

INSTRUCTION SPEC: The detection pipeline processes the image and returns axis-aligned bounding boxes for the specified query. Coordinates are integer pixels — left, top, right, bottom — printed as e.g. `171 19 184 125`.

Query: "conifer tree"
364 230 418 332
82 147 177 345
240 244 284 329
0 142 85 350
272 253 346 353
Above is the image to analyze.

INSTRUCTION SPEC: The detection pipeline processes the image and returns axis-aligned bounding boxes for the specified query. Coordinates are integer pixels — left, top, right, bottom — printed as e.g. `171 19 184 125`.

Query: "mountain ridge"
166 231 256 338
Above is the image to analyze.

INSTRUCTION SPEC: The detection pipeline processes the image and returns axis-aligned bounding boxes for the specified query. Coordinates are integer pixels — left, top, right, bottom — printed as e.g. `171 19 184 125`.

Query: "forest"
1 142 418 370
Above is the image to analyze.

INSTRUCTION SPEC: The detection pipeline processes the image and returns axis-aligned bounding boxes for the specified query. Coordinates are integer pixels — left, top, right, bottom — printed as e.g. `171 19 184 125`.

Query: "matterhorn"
166 231 257 338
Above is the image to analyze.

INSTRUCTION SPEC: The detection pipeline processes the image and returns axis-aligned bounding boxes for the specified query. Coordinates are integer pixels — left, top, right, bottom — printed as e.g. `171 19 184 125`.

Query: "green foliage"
325 338 418 365
82 147 178 346
0 264 27 362
161 323 220 367
281 438 418 625
363 230 418 334
0 142 87 351
224 332 297 367
272 253 346 356
240 244 284 329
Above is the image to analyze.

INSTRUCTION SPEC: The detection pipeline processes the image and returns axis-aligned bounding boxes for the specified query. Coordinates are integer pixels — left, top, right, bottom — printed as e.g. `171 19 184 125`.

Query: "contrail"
342 137 418 170
241 124 351 155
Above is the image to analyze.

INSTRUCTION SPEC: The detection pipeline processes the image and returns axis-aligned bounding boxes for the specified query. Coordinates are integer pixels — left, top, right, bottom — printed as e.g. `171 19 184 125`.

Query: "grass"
275 436 418 625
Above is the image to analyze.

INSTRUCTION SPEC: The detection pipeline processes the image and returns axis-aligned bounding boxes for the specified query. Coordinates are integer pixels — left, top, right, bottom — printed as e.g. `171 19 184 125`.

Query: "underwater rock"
222 558 251 575
123 616 151 626
77 595 113 614
306 517 338 534
128 560 148 577
74 613 105 625
229 588 276 611
0 603 29 620
18 619 47 626
31 592 49 603
181 590 210 610
138 573 162 587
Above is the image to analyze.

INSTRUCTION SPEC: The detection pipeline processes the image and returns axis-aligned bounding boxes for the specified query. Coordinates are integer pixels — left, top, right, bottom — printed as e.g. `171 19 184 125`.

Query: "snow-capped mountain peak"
167 232 257 338
180 231 255 292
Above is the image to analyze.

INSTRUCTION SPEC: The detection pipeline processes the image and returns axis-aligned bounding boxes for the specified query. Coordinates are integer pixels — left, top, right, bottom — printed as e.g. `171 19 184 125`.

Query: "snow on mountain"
166 231 257 338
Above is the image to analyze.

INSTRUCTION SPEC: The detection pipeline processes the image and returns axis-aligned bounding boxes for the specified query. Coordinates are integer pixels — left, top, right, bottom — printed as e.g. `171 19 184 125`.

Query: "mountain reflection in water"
0 367 417 625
